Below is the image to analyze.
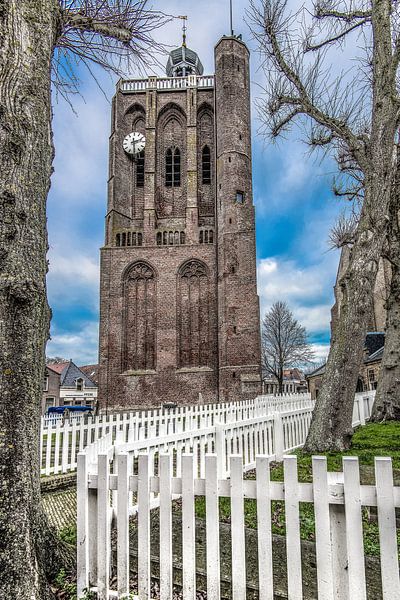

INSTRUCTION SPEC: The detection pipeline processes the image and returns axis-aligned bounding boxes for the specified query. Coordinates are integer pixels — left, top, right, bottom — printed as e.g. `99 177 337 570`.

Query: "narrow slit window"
202 145 211 184
173 148 181 187
236 191 245 204
156 232 162 246
136 150 145 187
137 233 143 246
166 148 173 187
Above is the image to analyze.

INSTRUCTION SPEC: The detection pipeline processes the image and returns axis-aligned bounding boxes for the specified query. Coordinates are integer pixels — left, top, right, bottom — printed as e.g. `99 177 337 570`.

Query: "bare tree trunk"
372 172 400 421
0 2 73 598
304 0 397 452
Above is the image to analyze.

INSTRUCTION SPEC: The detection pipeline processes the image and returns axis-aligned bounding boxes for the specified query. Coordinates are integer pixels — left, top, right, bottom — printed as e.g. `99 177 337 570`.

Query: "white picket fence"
40 393 314 476
77 451 400 600
40 391 374 477
76 391 378 598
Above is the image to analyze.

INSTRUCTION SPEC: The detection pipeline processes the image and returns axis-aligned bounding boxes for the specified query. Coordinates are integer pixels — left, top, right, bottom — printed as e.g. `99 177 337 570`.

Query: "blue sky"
46 0 344 364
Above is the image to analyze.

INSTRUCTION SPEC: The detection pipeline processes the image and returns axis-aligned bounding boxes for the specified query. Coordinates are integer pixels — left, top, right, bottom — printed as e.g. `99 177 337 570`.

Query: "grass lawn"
194 421 400 556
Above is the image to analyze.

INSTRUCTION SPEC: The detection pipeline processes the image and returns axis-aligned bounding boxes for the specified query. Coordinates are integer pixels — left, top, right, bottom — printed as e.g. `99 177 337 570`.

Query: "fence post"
358 394 366 426
328 472 349 599
273 413 284 461
77 452 89 598
214 422 225 478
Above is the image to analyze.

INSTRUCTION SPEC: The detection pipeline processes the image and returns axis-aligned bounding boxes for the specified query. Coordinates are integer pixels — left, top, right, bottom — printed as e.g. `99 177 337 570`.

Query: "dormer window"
76 378 84 392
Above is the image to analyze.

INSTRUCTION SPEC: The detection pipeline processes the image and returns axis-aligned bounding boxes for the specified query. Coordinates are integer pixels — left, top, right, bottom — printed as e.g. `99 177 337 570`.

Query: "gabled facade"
42 360 98 413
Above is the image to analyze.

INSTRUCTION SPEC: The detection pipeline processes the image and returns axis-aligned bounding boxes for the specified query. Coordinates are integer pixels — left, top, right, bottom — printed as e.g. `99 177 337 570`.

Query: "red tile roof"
47 362 69 374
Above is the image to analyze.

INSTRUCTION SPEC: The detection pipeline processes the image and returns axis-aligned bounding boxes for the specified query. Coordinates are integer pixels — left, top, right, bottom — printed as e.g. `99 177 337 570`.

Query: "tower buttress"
215 36 262 401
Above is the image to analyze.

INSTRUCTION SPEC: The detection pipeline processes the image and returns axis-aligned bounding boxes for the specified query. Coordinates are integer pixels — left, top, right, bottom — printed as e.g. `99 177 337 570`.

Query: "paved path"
42 488 77 531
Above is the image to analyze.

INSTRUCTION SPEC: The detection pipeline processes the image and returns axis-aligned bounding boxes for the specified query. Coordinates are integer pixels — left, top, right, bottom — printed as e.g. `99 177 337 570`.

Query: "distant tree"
0 2 169 598
262 302 314 394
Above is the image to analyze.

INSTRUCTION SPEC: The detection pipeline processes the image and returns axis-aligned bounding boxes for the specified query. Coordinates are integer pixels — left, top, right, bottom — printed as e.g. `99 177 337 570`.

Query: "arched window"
177 260 210 367
156 232 162 246
136 150 145 187
173 148 181 187
202 145 211 184
123 262 156 371
180 232 185 245
137 233 143 246
76 378 84 391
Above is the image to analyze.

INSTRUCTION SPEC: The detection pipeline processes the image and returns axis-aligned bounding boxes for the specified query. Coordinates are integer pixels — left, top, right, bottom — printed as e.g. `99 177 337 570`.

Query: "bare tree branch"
54 1 172 93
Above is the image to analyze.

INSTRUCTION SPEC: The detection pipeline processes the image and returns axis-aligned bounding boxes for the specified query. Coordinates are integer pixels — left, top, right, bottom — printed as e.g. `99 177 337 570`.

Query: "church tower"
98 34 261 411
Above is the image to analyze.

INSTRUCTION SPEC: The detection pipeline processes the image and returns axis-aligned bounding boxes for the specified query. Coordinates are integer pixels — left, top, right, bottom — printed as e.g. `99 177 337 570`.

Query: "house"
262 368 308 395
306 332 384 400
42 360 98 414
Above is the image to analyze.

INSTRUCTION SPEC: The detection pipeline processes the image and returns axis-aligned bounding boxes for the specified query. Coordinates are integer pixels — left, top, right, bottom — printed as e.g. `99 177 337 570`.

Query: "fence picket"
230 455 246 600
205 454 221 600
138 453 151 600
256 456 273 600
160 453 173 600
343 457 366 599
312 456 334 600
117 452 130 598
284 455 302 600
182 454 196 600
375 457 400 599
97 453 110 600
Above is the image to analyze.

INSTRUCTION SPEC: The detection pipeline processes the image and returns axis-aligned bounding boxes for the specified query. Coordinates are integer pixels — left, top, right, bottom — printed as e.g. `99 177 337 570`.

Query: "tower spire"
177 15 188 47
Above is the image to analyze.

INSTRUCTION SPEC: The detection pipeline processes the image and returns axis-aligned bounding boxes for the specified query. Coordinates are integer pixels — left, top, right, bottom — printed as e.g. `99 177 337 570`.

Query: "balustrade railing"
119 74 215 93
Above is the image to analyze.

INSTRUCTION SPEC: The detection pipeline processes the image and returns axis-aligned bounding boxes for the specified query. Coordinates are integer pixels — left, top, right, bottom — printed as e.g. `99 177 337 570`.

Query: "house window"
76 378 84 392
45 397 55 410
236 191 245 203
202 145 211 184
43 373 49 392
136 150 145 187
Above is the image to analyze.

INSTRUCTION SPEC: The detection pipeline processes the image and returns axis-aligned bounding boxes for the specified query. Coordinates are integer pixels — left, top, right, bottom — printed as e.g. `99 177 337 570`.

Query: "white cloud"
46 321 99 365
47 247 100 313
257 255 337 335
309 343 330 363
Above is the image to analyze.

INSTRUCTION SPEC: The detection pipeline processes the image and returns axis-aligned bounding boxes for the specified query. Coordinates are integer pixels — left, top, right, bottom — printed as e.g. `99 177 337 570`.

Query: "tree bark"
0 2 73 598
372 165 400 421
304 0 397 452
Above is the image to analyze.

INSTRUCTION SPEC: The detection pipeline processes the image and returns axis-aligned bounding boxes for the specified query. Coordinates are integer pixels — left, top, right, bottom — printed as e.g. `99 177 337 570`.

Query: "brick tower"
98 35 261 411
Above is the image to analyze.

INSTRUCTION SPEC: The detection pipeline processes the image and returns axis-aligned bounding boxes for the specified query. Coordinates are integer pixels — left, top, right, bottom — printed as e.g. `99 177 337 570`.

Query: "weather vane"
177 15 188 47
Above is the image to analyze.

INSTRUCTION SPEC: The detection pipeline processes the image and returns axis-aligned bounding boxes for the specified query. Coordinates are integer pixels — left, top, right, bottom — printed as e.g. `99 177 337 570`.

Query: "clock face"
123 131 146 155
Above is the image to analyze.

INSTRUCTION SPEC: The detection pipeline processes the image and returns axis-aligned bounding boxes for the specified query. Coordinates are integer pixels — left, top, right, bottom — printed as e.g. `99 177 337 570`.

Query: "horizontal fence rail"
77 452 400 600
